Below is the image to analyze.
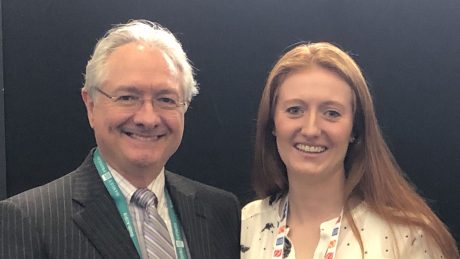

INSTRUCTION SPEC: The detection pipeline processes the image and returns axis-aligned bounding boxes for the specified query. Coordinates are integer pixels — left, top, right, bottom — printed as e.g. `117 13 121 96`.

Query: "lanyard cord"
93 149 142 257
93 148 188 259
165 191 188 259
271 197 343 259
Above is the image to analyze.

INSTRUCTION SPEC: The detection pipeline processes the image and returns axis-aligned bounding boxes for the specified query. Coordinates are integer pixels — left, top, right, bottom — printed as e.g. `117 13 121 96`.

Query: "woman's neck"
287 171 345 223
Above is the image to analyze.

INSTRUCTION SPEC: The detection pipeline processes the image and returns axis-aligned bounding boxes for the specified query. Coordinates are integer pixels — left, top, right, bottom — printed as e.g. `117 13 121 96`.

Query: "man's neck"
106 162 162 189
117 170 159 188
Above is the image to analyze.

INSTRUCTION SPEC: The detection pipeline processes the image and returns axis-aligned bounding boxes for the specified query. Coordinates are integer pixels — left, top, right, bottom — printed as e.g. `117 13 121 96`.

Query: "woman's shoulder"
350 201 424 235
348 201 444 258
242 195 284 221
241 195 285 258
242 197 273 220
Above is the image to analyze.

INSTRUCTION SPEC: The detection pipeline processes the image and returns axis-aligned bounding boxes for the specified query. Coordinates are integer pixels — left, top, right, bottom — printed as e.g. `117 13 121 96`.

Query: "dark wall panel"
0 0 5 199
3 0 460 243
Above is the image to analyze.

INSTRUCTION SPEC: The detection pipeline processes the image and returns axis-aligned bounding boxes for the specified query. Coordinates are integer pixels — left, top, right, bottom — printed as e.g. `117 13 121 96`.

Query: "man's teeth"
296 144 326 153
126 132 160 140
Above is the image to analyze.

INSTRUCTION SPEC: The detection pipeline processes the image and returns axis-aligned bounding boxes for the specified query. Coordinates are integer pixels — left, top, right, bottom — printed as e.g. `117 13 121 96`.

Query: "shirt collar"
108 165 166 205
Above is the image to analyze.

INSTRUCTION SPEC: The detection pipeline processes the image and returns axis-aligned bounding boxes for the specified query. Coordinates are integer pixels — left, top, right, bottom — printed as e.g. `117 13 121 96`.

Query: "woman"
241 42 459 259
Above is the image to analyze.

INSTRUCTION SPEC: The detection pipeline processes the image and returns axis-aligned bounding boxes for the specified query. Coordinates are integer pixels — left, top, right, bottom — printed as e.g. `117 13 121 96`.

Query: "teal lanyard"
93 149 142 256
165 191 188 259
93 149 188 259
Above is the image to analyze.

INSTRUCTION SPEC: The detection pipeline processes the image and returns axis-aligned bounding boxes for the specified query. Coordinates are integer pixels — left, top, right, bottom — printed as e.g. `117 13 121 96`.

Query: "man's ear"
81 89 95 129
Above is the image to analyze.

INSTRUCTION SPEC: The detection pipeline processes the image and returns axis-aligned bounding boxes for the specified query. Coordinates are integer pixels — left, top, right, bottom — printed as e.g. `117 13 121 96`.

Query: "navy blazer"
0 150 241 259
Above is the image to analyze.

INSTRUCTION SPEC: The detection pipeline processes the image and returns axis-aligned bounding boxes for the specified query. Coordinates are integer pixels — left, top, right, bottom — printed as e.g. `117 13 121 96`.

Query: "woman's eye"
286 106 301 114
325 110 341 118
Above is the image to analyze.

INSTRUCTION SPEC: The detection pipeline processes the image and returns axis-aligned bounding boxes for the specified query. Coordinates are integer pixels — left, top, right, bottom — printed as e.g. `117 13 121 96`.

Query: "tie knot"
132 188 158 209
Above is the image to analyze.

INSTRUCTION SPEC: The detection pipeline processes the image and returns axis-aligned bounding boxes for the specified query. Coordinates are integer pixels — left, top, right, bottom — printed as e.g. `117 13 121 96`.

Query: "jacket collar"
71 150 140 259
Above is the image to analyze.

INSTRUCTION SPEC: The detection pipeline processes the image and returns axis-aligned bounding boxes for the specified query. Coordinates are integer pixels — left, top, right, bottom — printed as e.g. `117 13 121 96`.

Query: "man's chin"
125 155 164 171
127 157 156 167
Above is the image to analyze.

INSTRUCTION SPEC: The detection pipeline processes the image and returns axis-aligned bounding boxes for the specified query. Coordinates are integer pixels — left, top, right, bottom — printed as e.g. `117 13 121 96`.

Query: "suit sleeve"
0 200 46 259
222 192 241 259
202 190 241 259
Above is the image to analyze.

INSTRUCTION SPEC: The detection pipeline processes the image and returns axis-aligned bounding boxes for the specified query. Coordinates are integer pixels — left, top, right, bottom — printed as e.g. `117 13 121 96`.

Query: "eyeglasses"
95 87 187 111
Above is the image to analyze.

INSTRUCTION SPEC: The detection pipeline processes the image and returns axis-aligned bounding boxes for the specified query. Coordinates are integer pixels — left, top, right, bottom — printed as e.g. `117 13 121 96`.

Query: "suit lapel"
165 172 212 259
71 152 140 259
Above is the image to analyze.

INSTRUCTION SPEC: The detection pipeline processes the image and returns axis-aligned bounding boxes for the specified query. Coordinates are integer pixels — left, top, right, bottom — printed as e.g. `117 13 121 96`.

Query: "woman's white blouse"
241 196 444 259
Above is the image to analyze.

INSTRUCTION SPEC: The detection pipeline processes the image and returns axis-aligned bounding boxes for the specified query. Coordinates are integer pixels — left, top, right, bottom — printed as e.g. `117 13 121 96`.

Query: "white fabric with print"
241 196 443 259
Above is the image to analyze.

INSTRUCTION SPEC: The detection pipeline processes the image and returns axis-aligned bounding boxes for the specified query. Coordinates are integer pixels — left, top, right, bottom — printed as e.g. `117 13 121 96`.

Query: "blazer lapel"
165 172 212 259
71 152 140 259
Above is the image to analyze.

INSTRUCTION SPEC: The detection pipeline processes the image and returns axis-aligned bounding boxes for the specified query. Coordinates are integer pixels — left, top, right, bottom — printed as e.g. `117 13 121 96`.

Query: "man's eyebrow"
155 88 180 96
112 85 143 94
113 86 181 97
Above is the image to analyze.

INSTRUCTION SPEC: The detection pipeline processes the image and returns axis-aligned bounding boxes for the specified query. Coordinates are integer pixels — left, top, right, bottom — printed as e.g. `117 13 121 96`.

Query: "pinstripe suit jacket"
0 151 241 259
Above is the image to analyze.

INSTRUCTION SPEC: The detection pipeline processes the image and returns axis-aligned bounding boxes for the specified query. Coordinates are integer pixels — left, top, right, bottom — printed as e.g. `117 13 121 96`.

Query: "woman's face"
273 66 354 181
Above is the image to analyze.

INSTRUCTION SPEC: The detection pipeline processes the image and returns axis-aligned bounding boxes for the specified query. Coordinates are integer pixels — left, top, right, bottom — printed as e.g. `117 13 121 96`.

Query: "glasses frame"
94 87 188 111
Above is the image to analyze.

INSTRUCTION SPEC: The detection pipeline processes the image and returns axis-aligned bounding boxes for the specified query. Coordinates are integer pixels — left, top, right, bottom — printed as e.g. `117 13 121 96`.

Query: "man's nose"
132 99 161 127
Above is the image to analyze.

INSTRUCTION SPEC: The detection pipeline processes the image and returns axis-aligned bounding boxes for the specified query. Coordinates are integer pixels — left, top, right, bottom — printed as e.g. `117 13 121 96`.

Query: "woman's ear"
349 135 355 144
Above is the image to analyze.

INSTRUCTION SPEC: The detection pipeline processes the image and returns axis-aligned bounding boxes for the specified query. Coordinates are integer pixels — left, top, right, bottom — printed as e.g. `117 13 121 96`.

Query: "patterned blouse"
241 195 444 259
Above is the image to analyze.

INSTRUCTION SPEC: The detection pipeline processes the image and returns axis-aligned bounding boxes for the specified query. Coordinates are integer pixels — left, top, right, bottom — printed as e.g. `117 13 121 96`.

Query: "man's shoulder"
4 153 96 212
4 170 76 210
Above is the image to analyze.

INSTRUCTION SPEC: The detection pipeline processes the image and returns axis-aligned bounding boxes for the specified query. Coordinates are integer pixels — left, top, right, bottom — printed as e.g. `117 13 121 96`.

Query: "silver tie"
132 188 176 259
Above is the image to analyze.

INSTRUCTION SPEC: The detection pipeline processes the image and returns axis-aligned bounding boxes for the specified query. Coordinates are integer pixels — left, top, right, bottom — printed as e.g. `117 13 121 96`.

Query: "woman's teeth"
296 144 326 153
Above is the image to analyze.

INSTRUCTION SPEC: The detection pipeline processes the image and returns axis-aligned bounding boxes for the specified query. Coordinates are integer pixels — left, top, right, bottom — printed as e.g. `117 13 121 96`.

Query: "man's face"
82 42 185 177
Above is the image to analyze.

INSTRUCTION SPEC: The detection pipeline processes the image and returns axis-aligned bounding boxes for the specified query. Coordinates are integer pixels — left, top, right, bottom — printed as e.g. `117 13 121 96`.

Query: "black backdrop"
2 0 460 244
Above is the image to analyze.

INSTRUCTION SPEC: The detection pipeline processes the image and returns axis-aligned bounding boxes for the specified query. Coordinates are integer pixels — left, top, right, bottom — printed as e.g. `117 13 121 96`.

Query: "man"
0 20 240 259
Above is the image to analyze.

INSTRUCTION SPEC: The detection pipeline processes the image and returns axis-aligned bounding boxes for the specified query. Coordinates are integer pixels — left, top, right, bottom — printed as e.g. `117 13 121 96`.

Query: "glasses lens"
155 97 181 110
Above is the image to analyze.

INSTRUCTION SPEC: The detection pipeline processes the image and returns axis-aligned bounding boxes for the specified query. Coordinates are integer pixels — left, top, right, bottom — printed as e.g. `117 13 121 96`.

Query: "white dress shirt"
110 166 176 259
